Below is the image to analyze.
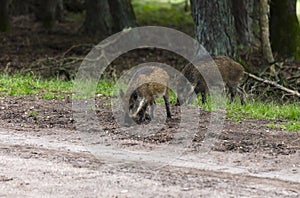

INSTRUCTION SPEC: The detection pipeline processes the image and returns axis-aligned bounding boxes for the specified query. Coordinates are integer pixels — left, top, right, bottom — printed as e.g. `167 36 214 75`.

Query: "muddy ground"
0 96 299 197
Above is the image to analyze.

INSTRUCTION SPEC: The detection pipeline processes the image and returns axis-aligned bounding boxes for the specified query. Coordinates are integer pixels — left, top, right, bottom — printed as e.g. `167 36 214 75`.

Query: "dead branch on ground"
244 71 300 98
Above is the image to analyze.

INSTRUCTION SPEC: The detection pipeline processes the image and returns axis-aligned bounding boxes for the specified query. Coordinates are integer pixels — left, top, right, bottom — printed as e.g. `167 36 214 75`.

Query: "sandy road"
0 127 299 197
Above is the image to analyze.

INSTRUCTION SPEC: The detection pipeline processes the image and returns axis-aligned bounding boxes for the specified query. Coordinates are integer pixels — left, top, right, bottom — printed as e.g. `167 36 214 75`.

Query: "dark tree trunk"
83 0 136 36
232 0 252 46
56 0 64 22
108 0 136 32
270 0 300 60
0 0 11 32
231 0 260 54
64 0 85 13
9 0 33 15
35 0 62 29
190 0 237 57
191 0 300 72
83 0 113 35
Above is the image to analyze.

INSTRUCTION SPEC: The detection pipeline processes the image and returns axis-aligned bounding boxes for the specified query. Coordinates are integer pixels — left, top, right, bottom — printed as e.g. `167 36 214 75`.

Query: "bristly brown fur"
121 66 171 125
176 56 245 105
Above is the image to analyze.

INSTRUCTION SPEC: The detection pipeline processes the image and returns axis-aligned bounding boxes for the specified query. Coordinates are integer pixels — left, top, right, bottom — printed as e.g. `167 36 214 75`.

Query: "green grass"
158 93 300 131
226 101 299 121
267 122 300 131
0 73 72 99
226 100 300 131
0 73 114 99
132 0 193 30
97 79 115 97
0 73 299 131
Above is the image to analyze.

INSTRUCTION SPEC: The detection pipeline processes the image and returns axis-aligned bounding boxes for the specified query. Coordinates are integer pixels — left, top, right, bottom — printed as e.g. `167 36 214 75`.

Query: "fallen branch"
62 44 94 57
244 71 300 97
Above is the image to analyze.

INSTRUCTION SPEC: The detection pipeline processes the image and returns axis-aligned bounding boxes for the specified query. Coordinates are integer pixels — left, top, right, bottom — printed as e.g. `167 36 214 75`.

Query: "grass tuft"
0 73 72 99
226 100 300 131
0 73 113 99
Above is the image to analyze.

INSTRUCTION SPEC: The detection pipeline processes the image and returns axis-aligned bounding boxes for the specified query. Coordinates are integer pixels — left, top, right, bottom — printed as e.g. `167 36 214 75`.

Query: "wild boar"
176 56 245 105
120 66 172 125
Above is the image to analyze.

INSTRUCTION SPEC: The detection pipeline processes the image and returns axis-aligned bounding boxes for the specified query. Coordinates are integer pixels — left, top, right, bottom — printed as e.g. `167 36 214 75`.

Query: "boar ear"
119 89 124 98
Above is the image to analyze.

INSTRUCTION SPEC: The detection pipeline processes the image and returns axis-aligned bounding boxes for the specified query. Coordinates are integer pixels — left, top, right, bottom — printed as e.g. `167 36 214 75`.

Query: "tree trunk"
40 0 57 29
82 0 136 36
82 0 113 36
64 0 85 13
190 0 237 57
0 0 11 32
56 0 64 22
108 0 136 32
270 0 300 60
35 0 63 30
259 0 274 63
9 0 34 15
190 0 300 71
231 0 261 57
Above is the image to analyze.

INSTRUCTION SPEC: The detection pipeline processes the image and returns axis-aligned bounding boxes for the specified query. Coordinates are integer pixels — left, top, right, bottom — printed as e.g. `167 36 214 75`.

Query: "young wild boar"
176 56 245 105
120 66 172 125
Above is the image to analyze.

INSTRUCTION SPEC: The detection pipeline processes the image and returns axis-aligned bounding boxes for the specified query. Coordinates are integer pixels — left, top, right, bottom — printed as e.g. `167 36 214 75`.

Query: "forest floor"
0 15 299 197
0 96 299 197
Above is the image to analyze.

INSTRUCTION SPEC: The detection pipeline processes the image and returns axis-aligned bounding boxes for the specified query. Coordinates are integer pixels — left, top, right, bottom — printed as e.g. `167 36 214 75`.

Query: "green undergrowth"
0 73 114 99
226 100 300 131
0 73 299 131
0 73 72 99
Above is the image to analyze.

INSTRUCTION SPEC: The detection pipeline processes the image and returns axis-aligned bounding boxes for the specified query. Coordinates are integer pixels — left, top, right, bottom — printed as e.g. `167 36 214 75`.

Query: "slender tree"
82 0 113 35
270 0 300 59
36 0 63 29
259 0 274 63
0 0 11 32
83 0 136 36
109 0 136 33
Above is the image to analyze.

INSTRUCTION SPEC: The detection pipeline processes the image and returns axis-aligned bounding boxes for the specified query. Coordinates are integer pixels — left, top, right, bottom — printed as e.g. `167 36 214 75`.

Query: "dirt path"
0 126 299 197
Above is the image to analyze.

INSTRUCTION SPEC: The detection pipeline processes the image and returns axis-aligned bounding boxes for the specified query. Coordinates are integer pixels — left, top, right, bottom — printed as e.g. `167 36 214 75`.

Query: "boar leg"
194 82 206 104
200 91 206 104
148 101 155 120
175 98 181 106
124 113 133 126
138 105 149 122
163 90 172 118
237 87 245 105
227 83 237 104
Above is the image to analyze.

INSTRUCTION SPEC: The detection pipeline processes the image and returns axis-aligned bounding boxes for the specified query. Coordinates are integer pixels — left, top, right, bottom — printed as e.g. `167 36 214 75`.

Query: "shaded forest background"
0 0 300 101
0 0 196 77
